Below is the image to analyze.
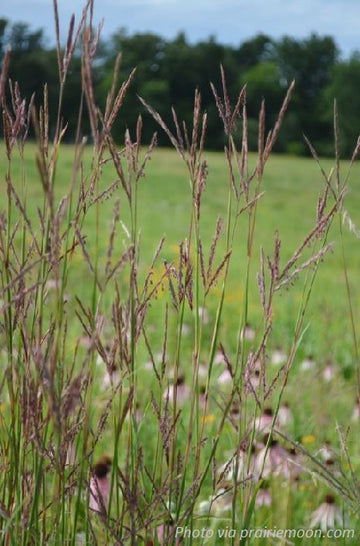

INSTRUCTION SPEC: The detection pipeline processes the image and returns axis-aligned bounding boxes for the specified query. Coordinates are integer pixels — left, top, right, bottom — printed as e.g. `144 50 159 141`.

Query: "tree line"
1 18 360 156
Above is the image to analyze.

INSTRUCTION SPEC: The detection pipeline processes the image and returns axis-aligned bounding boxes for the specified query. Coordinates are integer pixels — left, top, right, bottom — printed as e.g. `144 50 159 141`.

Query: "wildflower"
155 521 178 545
227 400 241 429
213 348 233 385
271 346 287 366
241 322 255 341
284 447 303 480
155 502 178 544
253 407 274 435
89 455 112 514
243 355 261 392
322 457 341 478
217 368 232 385
101 363 121 390
218 444 257 485
197 362 208 378
322 360 335 382
351 395 360 422
181 323 190 336
198 499 212 515
255 485 271 508
277 403 293 428
309 494 344 531
300 355 316 371
254 437 300 480
209 488 233 515
316 440 334 462
214 349 226 365
198 305 209 324
301 434 315 445
198 385 207 409
162 375 190 405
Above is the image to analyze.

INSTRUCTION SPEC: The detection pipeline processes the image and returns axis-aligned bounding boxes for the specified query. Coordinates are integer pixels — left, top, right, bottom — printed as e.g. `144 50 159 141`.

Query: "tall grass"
0 1 359 544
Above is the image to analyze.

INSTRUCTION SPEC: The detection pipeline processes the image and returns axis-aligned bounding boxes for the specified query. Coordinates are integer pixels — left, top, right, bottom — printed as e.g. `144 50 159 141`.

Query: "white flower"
197 499 212 515
316 441 334 462
209 488 233 515
309 494 344 532
198 306 209 324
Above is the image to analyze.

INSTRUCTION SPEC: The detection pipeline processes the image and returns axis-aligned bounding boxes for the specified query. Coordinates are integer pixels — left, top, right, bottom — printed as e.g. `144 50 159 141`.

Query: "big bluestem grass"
0 1 359 545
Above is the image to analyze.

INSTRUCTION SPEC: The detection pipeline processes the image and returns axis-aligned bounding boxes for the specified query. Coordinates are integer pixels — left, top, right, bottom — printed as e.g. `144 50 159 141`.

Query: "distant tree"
0 18 8 58
162 33 232 148
235 34 276 71
323 53 360 156
275 34 339 153
7 21 44 51
1 18 353 155
239 61 285 150
97 28 168 142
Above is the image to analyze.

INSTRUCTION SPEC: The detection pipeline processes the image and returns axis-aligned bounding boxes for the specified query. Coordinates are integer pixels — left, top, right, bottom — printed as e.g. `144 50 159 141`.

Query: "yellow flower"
301 434 315 444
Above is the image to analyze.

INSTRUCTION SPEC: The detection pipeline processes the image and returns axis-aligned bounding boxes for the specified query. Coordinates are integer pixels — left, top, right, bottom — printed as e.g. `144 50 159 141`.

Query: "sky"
1 0 359 58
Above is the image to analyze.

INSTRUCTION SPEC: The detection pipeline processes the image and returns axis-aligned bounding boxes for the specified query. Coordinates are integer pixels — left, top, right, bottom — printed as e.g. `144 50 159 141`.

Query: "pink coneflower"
101 363 120 390
284 447 303 480
277 402 293 428
197 362 208 379
198 385 207 409
209 488 233 515
217 368 232 385
300 354 316 371
322 360 335 382
243 355 262 392
155 502 178 545
198 305 210 325
309 494 344 531
351 395 360 422
255 486 271 508
316 440 334 462
155 521 180 545
89 455 112 514
163 375 190 405
271 347 287 366
218 444 257 485
254 437 300 480
241 322 255 341
253 407 274 435
213 349 226 365
181 323 190 336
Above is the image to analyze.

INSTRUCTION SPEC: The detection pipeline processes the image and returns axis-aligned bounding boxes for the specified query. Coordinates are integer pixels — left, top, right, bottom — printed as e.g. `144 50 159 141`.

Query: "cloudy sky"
1 0 359 58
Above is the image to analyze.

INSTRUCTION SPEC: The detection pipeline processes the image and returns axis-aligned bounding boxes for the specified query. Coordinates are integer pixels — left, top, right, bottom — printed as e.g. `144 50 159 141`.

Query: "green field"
4 142 360 357
1 140 360 544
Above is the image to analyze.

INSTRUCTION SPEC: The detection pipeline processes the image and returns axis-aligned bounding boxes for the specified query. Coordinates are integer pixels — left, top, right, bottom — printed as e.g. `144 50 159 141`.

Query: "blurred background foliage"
1 18 360 156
